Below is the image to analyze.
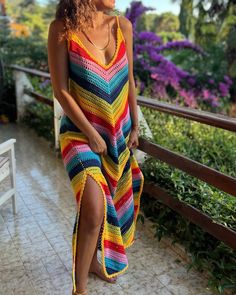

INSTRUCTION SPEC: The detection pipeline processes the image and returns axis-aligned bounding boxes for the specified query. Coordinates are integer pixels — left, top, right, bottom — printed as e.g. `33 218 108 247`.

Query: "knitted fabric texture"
58 15 144 293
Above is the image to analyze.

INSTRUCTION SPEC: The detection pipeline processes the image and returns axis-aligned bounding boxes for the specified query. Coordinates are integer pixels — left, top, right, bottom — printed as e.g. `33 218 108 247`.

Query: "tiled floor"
0 123 216 295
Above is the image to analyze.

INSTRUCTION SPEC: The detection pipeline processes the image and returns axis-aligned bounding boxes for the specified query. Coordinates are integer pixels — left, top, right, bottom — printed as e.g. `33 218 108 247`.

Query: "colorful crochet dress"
58 15 144 293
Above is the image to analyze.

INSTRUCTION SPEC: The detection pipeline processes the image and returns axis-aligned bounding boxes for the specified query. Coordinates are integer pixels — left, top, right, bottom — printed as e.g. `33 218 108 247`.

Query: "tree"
173 0 236 102
151 12 183 42
153 12 180 33
179 0 194 40
136 12 183 42
173 0 236 45
41 0 57 21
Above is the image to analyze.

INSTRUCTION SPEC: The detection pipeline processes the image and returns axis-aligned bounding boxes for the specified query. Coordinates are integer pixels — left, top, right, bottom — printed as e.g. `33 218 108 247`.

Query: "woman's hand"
127 128 139 149
88 131 107 155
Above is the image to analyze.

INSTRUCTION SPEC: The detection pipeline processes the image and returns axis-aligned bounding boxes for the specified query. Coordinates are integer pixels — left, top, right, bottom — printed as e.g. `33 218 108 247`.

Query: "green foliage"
0 16 16 121
22 100 54 143
169 43 228 78
7 0 55 40
139 107 236 293
41 0 58 20
141 106 236 177
21 76 53 140
158 31 184 43
219 12 236 41
0 27 48 120
174 0 236 102
227 27 236 78
28 75 53 97
152 12 180 33
1 34 48 70
165 43 232 114
141 155 236 229
136 12 183 42
0 1 53 119
20 8 47 39
178 0 194 40
0 0 50 120
0 68 17 121
136 13 156 32
174 0 236 46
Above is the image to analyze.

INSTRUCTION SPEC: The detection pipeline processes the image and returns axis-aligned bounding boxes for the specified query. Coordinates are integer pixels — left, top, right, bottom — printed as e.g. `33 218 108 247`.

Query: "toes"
90 263 118 283
109 276 117 283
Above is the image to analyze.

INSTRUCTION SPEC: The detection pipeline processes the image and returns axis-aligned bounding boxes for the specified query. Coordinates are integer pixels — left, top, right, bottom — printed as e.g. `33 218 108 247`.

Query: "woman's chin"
108 4 115 9
108 0 115 9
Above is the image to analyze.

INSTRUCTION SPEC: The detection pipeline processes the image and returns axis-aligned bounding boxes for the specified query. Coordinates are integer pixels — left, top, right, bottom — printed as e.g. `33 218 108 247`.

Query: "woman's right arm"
47 20 107 155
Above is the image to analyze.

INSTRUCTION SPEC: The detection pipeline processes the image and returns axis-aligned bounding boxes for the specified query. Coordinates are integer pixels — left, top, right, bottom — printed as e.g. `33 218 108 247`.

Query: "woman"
47 1 144 294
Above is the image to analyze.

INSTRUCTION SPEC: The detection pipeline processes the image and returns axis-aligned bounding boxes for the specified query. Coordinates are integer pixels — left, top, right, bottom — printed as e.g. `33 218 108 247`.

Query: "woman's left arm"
120 16 139 149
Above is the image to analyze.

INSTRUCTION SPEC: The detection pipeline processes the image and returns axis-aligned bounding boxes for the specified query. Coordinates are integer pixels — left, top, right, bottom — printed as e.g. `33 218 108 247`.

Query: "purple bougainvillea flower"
157 40 204 54
219 82 230 97
224 75 233 86
208 79 215 85
125 1 155 32
187 77 196 86
125 0 231 109
39 78 51 89
211 96 220 107
139 32 162 45
202 89 211 100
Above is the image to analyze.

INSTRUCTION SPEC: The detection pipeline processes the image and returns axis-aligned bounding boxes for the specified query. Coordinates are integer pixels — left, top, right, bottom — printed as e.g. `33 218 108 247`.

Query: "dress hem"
71 154 144 293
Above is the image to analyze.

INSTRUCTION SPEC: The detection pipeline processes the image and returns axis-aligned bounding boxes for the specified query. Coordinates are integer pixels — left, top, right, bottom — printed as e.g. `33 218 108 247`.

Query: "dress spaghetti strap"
116 15 126 43
116 15 120 28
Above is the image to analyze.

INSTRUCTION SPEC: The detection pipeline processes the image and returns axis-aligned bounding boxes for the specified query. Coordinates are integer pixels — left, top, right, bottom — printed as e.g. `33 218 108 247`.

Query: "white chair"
53 93 64 151
0 139 17 214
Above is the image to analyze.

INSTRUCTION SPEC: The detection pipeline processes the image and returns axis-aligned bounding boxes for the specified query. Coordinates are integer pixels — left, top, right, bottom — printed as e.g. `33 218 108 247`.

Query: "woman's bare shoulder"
118 15 132 32
48 19 66 38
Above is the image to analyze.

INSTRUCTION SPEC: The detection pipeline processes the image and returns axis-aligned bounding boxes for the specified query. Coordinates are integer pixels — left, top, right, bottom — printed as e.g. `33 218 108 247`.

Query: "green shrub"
22 101 54 143
21 76 53 141
141 106 236 177
28 75 52 98
139 106 236 294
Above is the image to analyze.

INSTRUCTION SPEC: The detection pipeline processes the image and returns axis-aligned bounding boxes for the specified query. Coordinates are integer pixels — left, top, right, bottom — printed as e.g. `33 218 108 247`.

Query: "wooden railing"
137 97 236 250
7 64 236 250
138 96 236 132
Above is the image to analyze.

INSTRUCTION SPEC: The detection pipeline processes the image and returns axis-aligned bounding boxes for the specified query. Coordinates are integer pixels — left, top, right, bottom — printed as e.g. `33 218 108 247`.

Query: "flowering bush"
125 1 232 111
29 76 52 98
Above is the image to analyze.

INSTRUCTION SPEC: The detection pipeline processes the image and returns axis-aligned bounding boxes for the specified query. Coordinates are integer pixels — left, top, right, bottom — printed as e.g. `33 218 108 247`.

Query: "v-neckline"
71 16 121 69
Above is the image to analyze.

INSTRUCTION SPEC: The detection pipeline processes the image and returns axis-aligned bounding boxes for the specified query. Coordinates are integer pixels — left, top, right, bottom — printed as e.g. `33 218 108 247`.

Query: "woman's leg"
75 175 105 292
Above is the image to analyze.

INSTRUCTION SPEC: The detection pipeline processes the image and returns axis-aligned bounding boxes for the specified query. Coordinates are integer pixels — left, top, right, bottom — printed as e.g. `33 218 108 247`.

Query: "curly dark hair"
55 0 117 42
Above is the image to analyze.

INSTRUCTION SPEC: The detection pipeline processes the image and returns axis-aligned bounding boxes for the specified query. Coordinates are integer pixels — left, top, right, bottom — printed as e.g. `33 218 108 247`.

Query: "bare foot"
89 260 117 283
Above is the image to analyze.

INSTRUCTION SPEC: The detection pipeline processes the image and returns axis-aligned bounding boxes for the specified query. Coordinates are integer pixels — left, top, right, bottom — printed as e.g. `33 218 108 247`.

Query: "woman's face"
93 0 115 11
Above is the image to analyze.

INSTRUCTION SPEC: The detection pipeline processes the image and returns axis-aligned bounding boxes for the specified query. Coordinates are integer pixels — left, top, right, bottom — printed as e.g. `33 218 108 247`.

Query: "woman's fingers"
130 138 139 149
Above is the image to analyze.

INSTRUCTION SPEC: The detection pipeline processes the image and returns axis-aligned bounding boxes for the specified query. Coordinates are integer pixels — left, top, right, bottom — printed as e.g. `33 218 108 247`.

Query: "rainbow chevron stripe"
58 15 144 293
